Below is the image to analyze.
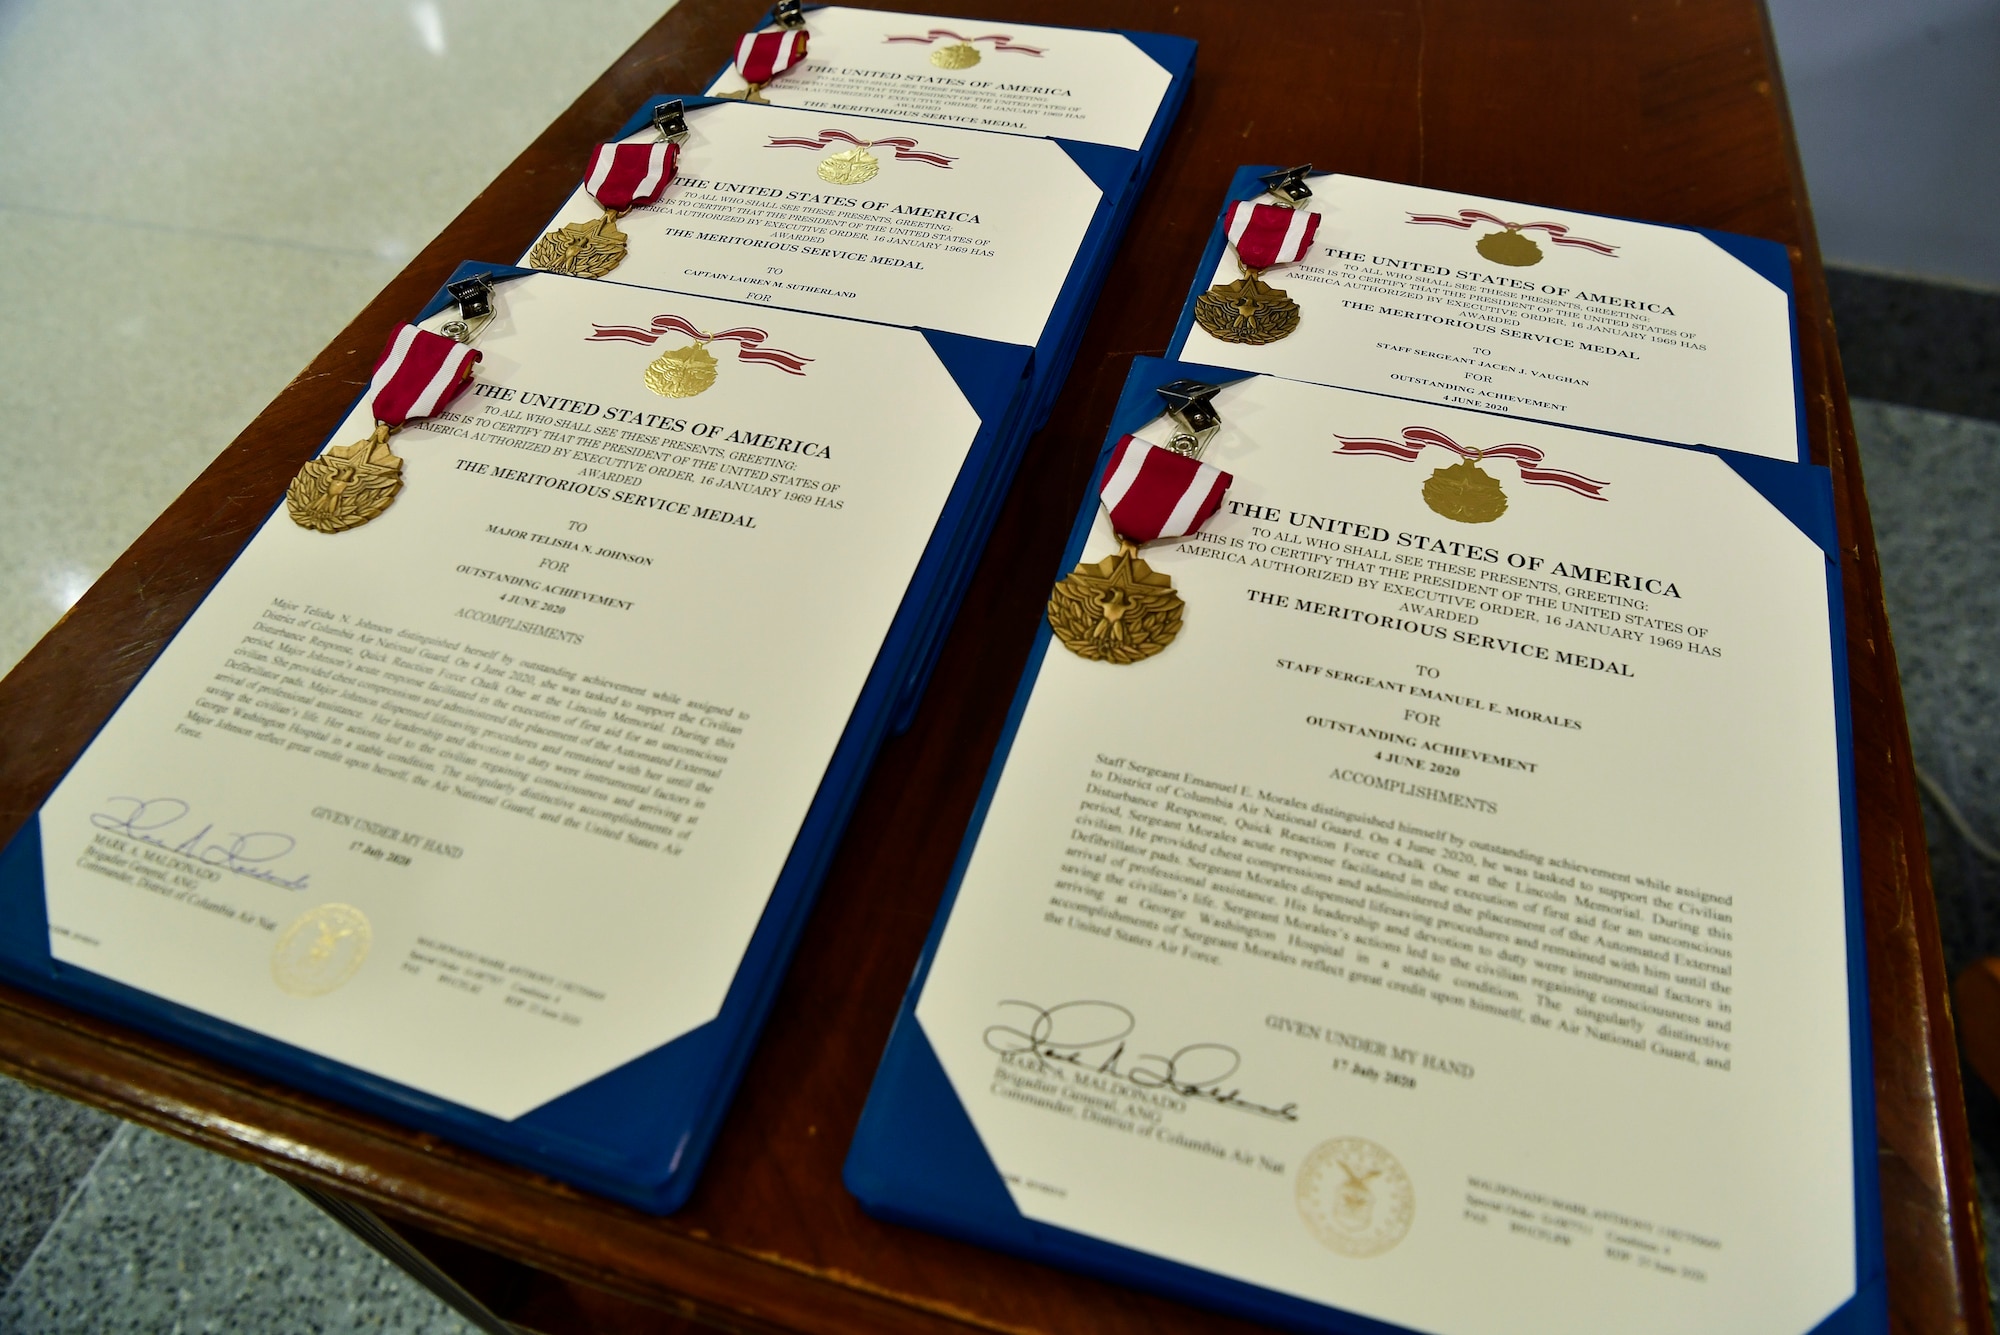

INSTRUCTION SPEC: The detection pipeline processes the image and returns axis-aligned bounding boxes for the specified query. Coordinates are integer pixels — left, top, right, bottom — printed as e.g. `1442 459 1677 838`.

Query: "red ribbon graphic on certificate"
587 315 810 374
765 128 956 168
1336 425 1605 525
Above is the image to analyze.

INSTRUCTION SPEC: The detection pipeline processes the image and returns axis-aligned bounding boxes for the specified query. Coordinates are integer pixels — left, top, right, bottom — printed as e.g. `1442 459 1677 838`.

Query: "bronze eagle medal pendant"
1047 539 1185 664
1193 267 1301 346
287 423 405 533
528 208 630 279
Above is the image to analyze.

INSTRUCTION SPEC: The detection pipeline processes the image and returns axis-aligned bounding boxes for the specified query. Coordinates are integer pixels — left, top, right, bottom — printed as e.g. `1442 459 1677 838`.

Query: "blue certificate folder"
0 263 1034 1215
1167 166 1809 465
844 358 1884 1334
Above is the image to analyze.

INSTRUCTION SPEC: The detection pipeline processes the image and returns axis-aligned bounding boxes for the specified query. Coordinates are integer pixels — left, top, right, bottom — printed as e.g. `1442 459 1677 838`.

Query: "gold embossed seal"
271 903 372 997
930 41 980 68
1476 226 1544 267
817 144 881 185
645 342 721 397
1423 458 1509 523
1296 1136 1415 1258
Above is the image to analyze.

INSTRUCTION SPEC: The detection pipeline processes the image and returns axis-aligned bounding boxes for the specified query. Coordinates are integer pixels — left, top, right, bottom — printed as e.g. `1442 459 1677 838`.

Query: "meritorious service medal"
1332 424 1608 524
286 281 489 533
529 102 688 279
1194 164 1323 346
728 1 809 103
1049 381 1233 664
586 313 811 398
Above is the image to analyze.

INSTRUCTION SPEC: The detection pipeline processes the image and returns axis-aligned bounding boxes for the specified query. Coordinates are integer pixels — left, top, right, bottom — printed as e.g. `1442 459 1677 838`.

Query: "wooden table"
0 1 1984 1331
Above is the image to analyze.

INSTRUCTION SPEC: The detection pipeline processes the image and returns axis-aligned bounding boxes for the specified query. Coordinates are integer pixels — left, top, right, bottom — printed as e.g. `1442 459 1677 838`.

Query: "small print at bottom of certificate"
912 371 1858 1335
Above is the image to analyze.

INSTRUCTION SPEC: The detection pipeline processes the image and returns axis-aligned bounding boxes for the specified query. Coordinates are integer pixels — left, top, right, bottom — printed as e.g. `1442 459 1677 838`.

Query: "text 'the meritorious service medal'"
1194 164 1323 346
585 312 811 399
1049 381 1233 664
528 101 689 280
1332 424 1609 525
726 1 808 103
285 276 493 534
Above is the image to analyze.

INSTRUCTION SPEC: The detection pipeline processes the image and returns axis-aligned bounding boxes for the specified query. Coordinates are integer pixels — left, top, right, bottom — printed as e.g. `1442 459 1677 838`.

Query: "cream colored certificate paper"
39 274 982 1119
915 374 1853 1335
528 103 1101 350
1179 174 1799 460
703 7 1171 151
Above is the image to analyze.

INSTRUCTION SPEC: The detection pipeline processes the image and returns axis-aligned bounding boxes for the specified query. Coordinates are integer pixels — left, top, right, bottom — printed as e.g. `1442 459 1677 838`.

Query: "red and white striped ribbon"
1334 425 1608 499
1098 436 1233 543
586 314 811 375
584 140 679 211
1225 200 1321 271
367 325 480 426
1405 208 1617 255
765 127 955 168
882 29 1044 55
736 28 808 85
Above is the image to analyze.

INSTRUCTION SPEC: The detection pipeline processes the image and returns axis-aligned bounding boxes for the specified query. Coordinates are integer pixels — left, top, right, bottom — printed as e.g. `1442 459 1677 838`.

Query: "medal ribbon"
1225 201 1322 270
1099 436 1233 543
1406 209 1617 255
736 28 809 85
1334 426 1608 498
765 128 955 168
586 314 811 375
882 28 1044 55
367 326 480 426
584 140 679 211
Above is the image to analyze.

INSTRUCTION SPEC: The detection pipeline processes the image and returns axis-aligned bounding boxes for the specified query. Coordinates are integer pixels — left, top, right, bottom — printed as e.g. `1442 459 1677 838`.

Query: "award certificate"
31 272 1003 1121
1174 172 1802 461
868 367 1871 1335
704 7 1175 152
527 101 1105 352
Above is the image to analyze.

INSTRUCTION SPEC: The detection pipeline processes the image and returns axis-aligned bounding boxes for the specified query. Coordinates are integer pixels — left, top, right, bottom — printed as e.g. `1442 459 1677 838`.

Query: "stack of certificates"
847 169 1882 1334
0 14 1882 1334
0 7 1194 1212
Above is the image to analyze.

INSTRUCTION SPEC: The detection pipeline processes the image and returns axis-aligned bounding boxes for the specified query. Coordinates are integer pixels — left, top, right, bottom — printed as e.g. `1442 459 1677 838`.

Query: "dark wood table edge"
1753 4 1990 1324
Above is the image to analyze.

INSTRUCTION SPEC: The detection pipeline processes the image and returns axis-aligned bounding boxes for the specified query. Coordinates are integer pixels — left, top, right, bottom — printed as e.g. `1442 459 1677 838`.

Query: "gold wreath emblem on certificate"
1423 458 1509 524
528 209 630 279
930 41 980 68
1476 226 1543 267
1296 1137 1415 1258
1193 272 1302 346
645 342 720 397
1047 540 1184 664
818 144 880 185
271 903 373 997
286 424 404 533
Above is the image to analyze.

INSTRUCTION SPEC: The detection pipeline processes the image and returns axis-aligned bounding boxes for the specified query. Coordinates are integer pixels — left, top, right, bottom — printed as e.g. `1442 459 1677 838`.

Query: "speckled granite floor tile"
1853 399 2000 975
1851 397 2000 1322
0 1076 120 1292
0 1123 478 1334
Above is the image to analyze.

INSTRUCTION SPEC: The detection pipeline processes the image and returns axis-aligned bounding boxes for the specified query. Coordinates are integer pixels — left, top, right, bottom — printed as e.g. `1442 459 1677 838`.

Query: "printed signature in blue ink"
90 797 312 891
983 999 1299 1122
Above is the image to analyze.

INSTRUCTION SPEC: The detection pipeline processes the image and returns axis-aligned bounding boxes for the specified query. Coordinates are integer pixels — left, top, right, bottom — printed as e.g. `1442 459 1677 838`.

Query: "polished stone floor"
3 2 1999 1332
